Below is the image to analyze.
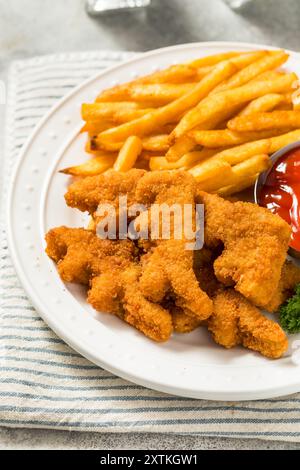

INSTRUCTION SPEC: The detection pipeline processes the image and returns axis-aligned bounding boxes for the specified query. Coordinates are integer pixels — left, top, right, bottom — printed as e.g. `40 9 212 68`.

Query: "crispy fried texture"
46 171 296 358
45 226 173 342
209 289 288 359
135 171 213 321
265 260 300 312
199 191 291 308
65 169 146 214
171 306 203 333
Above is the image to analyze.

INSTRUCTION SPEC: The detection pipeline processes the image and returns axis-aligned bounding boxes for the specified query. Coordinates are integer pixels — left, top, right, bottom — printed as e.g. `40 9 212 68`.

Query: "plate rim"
6 41 300 401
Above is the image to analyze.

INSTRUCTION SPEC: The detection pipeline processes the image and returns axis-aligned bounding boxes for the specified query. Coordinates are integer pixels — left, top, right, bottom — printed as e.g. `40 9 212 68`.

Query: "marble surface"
1 0 300 450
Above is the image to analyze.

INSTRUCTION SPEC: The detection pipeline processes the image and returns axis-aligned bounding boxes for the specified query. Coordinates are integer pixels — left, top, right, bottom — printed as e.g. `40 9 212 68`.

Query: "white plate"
7 42 300 401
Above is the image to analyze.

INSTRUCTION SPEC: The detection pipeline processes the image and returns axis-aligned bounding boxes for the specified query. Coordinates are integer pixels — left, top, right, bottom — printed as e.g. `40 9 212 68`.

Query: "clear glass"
222 0 252 9
86 0 151 15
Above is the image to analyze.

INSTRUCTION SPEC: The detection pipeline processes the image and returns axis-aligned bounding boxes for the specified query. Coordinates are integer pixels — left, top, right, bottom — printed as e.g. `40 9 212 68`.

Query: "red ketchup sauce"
259 148 300 251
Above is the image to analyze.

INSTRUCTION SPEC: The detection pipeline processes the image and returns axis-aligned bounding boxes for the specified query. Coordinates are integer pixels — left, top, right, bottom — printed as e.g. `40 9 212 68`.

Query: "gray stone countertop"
1 0 300 450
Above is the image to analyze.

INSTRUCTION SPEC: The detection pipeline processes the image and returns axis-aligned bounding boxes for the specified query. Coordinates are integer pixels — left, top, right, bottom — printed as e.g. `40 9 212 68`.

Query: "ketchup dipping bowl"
254 140 300 258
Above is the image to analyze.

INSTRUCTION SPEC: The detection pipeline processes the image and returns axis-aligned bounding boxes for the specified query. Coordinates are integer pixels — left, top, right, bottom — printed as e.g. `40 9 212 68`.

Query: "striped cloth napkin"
1 51 300 442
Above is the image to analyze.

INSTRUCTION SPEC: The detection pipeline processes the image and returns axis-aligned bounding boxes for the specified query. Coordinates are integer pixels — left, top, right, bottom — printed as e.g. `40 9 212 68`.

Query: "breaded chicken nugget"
199 192 291 308
208 289 288 359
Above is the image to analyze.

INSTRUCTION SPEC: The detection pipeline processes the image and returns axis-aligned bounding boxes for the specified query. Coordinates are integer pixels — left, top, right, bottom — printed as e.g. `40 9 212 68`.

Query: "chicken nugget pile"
45 169 300 359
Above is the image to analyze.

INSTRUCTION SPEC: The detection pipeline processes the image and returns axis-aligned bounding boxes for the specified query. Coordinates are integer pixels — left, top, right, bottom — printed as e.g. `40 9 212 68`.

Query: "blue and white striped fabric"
1 51 300 442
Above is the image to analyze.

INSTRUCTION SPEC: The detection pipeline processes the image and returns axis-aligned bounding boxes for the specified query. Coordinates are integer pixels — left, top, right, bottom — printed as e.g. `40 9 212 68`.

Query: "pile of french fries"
62 49 300 196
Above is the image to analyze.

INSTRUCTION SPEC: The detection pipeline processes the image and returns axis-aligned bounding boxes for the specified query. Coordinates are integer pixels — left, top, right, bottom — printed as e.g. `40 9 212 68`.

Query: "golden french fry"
128 83 195 104
188 158 233 183
96 65 204 102
275 101 293 111
60 155 116 176
187 51 257 69
113 136 143 171
81 120 114 135
92 134 170 153
213 51 288 94
165 135 197 161
96 61 238 144
238 93 286 116
149 148 215 170
171 73 296 139
197 167 235 192
200 154 271 192
142 134 170 152
95 64 204 102
167 104 247 162
85 140 117 155
188 51 266 92
217 174 259 196
248 70 284 83
82 103 156 125
190 128 284 148
134 64 205 84
189 140 270 178
229 50 268 69
228 110 300 132
100 84 195 104
189 129 300 178
269 129 300 152
112 108 158 124
82 102 144 120
149 157 182 170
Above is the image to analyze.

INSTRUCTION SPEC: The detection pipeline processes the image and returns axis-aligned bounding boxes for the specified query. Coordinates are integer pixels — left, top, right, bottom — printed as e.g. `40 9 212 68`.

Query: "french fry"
81 120 114 135
188 158 233 183
166 103 248 162
248 70 283 83
189 140 270 179
228 110 300 132
213 51 288 94
96 61 238 144
190 128 284 148
85 141 116 155
229 50 268 69
238 93 286 116
199 154 271 192
98 64 205 99
189 129 300 180
113 136 143 171
111 108 158 124
102 83 195 105
60 155 116 176
142 134 170 152
217 174 259 196
92 134 170 153
199 168 236 193
171 72 296 139
274 101 293 111
149 148 216 170
269 129 300 152
187 51 258 69
165 135 197 161
135 64 205 84
82 102 140 120
96 64 208 102
81 102 154 121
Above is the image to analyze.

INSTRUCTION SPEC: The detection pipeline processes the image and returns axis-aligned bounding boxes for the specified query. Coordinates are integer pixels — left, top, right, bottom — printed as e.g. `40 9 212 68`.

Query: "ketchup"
259 148 300 251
